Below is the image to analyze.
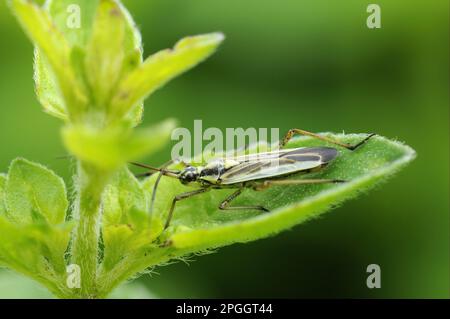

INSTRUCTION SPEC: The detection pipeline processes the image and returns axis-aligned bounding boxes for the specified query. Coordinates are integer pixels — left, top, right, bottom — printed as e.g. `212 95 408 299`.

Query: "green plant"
0 0 415 299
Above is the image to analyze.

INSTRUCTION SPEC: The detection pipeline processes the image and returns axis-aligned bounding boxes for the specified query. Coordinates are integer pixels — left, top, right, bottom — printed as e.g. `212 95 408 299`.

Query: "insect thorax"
196 158 238 184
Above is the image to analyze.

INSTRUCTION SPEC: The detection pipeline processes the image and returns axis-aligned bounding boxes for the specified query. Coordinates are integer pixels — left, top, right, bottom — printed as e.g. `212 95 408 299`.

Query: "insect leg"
219 189 269 212
253 178 345 190
279 128 376 151
165 188 210 230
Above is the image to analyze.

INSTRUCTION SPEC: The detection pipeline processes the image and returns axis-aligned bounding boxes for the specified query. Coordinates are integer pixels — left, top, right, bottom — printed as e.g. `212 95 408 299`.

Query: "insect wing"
219 147 338 184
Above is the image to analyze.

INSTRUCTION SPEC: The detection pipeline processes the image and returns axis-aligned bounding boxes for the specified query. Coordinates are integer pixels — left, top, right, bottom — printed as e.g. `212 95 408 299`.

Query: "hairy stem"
70 162 110 298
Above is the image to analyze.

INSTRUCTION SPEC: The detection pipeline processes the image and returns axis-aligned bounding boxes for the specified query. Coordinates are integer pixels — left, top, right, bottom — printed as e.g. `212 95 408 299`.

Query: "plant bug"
131 128 375 230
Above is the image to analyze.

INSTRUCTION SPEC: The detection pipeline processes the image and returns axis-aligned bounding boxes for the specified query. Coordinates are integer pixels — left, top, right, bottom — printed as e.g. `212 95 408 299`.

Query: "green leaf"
101 224 134 271
0 174 6 216
0 216 73 296
5 158 68 225
110 33 225 122
47 0 142 119
15 0 143 122
32 0 100 121
33 51 68 120
85 0 140 108
103 168 147 227
45 0 99 48
9 0 87 120
44 0 142 52
142 134 416 250
32 0 97 121
0 217 42 276
0 163 71 297
26 221 73 274
62 118 176 170
45 0 141 67
102 168 162 271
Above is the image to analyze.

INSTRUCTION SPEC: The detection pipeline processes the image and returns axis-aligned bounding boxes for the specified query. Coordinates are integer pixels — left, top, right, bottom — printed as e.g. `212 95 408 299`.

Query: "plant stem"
70 162 110 298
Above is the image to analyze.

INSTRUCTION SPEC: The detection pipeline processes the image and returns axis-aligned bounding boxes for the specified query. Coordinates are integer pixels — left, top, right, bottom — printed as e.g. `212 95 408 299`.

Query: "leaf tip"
210 32 226 43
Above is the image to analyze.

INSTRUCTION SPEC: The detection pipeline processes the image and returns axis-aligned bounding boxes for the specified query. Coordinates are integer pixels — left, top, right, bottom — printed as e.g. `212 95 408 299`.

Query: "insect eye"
180 168 197 184
187 172 196 181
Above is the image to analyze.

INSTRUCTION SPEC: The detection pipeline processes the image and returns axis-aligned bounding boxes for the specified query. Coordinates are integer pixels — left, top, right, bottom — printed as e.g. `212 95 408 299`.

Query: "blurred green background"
0 0 448 298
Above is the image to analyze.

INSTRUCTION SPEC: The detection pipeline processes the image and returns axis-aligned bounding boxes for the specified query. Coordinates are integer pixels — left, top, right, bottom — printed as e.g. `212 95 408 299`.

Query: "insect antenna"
129 161 179 235
148 160 175 222
129 162 179 178
54 155 74 160
135 172 154 178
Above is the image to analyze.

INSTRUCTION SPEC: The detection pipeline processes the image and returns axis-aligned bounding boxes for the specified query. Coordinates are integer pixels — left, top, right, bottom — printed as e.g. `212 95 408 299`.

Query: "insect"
131 128 375 231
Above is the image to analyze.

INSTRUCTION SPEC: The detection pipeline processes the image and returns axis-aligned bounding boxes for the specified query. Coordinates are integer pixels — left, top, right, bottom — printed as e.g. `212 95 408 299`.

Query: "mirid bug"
131 128 375 230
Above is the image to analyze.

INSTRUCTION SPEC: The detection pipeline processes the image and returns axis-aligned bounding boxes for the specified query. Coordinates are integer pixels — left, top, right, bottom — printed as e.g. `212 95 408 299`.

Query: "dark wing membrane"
281 147 338 164
231 150 291 162
220 147 338 184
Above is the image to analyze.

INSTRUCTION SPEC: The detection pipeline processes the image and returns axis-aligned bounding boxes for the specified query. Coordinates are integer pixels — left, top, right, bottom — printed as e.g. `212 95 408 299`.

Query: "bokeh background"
0 0 448 298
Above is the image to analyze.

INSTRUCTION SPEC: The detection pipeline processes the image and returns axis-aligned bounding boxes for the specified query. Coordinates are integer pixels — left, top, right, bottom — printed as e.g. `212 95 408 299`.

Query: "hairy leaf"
0 215 73 295
32 0 99 121
45 0 99 48
103 168 147 227
19 0 143 122
5 158 68 225
102 168 161 271
110 33 225 122
85 0 141 109
9 0 87 120
0 217 42 275
33 51 67 120
142 134 415 250
45 0 141 70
